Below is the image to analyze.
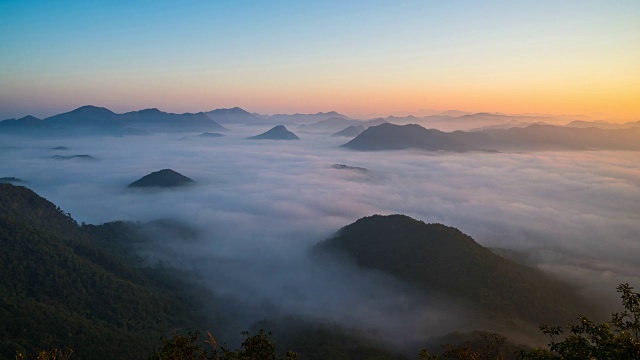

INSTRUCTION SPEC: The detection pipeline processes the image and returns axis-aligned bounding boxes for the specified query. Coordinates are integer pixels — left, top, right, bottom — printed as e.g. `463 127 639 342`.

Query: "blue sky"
1 0 639 119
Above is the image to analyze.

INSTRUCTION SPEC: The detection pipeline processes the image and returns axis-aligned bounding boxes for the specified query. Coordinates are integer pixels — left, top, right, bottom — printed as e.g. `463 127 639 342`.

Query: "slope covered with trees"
0 184 196 359
315 214 597 327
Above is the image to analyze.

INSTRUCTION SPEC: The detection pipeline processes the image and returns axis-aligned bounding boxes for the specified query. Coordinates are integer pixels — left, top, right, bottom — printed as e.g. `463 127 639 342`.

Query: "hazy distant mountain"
0 115 44 127
121 108 226 132
362 118 387 127
198 132 225 138
45 105 120 127
342 123 482 152
331 164 368 172
52 154 97 161
247 125 299 140
298 117 362 132
52 146 69 150
331 125 366 137
344 123 640 152
564 120 640 129
480 124 640 151
0 115 60 136
205 107 262 125
315 214 595 325
443 112 558 130
0 105 226 136
383 112 562 132
389 109 472 117
469 121 549 132
266 111 347 125
437 110 473 117
128 169 195 188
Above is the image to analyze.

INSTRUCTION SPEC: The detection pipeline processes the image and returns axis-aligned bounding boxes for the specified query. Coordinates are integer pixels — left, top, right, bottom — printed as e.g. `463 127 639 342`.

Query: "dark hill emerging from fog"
343 123 640 152
247 125 299 140
315 214 596 326
128 169 194 188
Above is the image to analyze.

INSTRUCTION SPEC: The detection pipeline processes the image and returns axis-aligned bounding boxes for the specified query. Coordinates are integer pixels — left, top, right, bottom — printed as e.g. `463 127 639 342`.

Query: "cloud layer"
2 128 639 345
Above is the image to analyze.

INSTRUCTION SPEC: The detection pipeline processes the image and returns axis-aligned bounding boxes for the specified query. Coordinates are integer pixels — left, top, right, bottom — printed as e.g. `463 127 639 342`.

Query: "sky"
1 0 639 120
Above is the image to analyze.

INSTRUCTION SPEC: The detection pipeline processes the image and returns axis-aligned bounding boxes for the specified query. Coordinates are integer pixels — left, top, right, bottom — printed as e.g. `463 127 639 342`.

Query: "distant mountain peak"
247 125 299 140
331 125 366 138
209 107 251 115
468 112 502 117
69 105 116 115
136 108 163 114
128 169 195 188
18 115 41 122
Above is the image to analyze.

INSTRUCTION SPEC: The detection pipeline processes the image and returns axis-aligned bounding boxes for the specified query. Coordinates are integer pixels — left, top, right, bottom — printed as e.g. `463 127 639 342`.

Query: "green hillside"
0 184 194 359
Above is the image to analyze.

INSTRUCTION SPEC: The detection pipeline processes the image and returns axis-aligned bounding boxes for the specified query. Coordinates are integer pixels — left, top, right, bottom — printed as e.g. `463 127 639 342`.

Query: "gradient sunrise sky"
1 0 639 120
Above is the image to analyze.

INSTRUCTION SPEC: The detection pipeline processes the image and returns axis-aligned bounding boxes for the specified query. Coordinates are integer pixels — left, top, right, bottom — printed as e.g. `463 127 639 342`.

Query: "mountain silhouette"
342 123 481 152
44 105 119 127
120 108 226 131
266 111 347 125
331 125 366 137
205 107 262 125
0 115 44 128
198 132 225 138
1 106 226 135
564 120 640 129
52 154 97 161
128 169 195 188
247 125 299 140
343 123 640 152
479 124 640 150
298 117 362 132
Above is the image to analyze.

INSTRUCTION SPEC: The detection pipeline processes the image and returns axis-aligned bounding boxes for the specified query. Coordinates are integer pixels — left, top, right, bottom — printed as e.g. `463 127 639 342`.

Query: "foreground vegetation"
419 283 640 359
15 283 640 359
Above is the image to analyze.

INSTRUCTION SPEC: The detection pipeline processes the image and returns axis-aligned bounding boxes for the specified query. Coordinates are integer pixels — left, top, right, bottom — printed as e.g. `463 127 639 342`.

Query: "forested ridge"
0 184 196 359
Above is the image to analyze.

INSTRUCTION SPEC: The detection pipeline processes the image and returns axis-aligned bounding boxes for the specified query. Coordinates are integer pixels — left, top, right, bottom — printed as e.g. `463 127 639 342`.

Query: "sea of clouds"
2 125 639 347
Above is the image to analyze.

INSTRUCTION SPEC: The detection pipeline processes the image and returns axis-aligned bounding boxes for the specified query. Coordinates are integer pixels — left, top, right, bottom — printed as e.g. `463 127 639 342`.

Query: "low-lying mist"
2 127 639 347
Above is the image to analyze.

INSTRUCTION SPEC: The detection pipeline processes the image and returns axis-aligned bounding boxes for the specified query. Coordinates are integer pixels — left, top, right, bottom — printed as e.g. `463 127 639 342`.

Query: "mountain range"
343 123 640 152
263 111 347 125
0 106 226 136
3 106 638 136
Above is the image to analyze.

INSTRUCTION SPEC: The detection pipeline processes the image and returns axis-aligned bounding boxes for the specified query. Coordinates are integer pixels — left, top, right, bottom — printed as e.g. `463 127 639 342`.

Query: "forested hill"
315 214 598 326
0 184 194 359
